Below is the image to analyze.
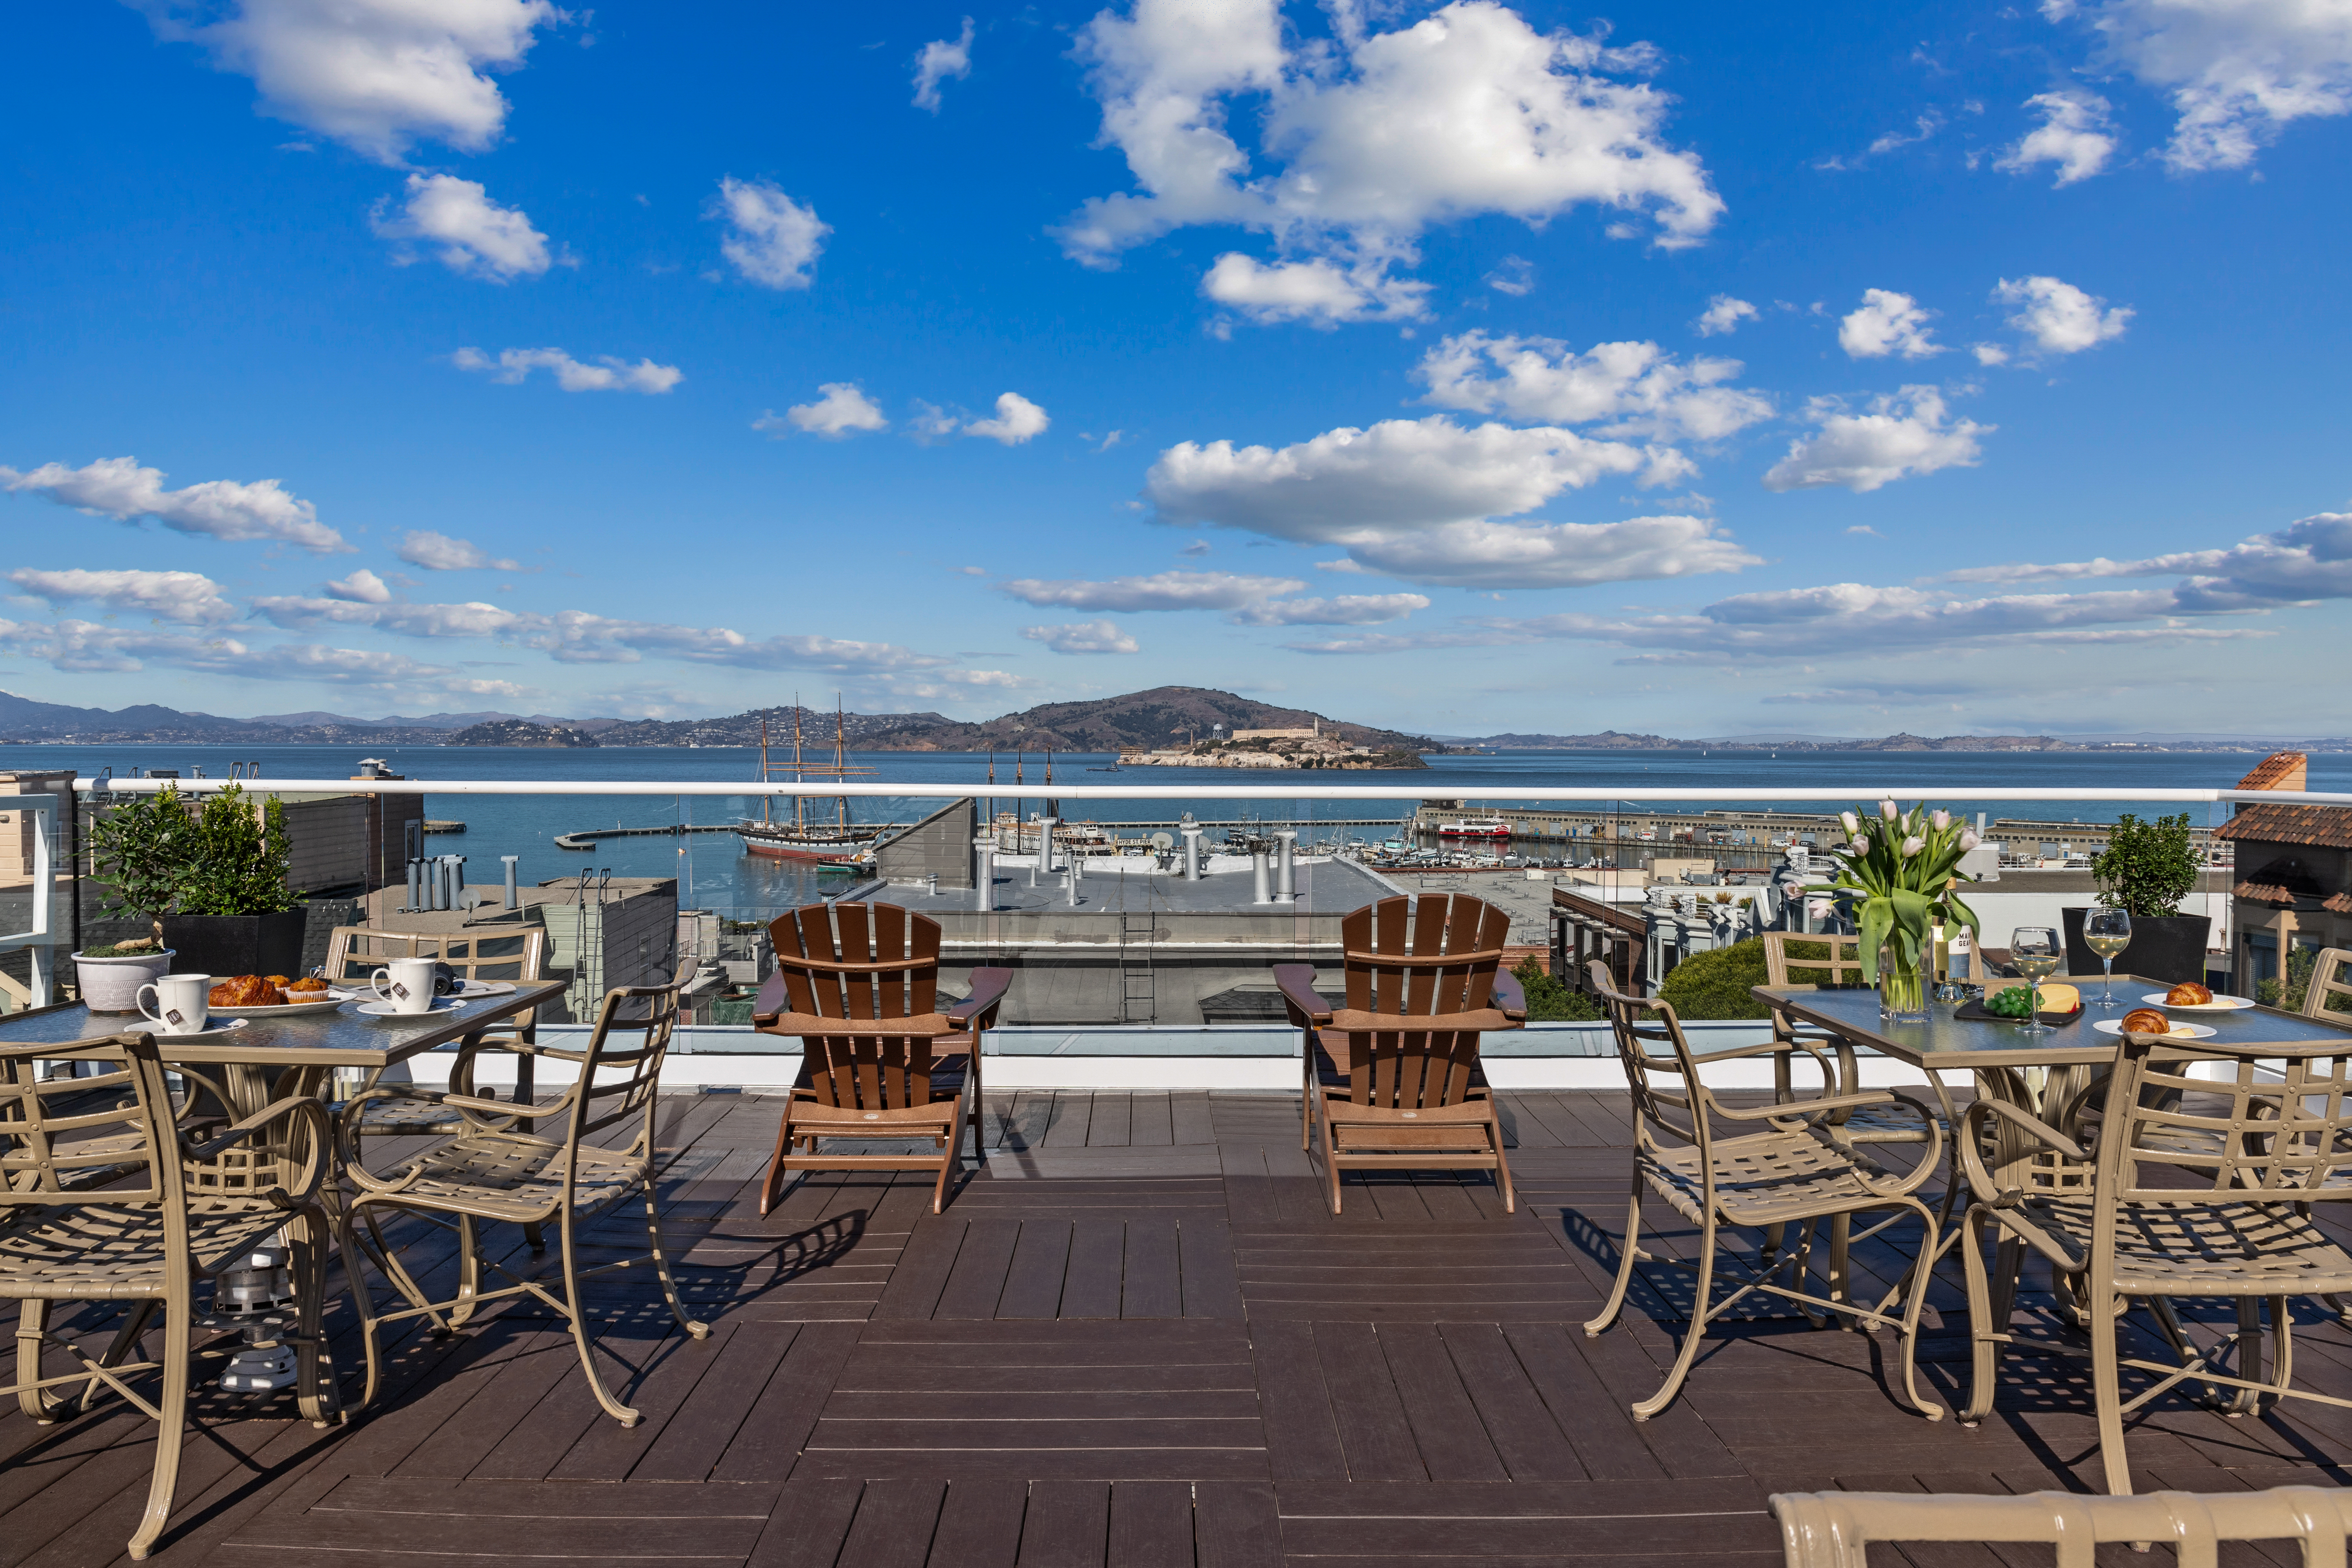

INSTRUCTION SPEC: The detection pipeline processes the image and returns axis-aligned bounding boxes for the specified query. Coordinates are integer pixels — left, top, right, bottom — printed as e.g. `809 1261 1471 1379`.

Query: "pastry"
283 976 328 995
2165 981 2214 1005
2121 1007 2172 1035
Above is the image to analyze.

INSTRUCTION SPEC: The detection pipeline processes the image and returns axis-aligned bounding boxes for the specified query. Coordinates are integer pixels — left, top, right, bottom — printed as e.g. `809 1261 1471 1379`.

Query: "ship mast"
835 693 849 832
759 711 771 826
792 694 806 833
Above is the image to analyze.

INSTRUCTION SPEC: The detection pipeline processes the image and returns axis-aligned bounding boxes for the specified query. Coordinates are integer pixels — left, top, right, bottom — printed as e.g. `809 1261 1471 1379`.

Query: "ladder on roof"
1120 909 1156 1025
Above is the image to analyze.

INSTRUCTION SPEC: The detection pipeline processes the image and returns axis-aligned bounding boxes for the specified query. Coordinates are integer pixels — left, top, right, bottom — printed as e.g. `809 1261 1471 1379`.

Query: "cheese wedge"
2034 983 2081 1013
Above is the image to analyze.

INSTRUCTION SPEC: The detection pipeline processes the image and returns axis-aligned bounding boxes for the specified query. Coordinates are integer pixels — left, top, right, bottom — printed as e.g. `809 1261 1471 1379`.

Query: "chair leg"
2267 1294 2292 1412
1959 1209 2019 1425
1586 1177 1646 1339
642 1178 710 1339
558 1211 639 1426
933 1081 971 1214
1316 1092 1343 1215
1826 1213 1855 1329
2088 1282 2132 1496
290 1209 342 1427
1488 1120 1515 1214
759 1107 799 1218
1891 1201 1945 1422
16 1299 62 1422
336 1203 387 1415
1301 1042 1315 1152
1633 1212 1717 1421
125 1301 190 1561
446 1214 485 1329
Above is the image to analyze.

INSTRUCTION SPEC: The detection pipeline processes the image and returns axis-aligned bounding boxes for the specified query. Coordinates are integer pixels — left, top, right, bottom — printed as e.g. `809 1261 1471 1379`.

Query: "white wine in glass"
2011 926 2063 1037
2084 908 2132 1008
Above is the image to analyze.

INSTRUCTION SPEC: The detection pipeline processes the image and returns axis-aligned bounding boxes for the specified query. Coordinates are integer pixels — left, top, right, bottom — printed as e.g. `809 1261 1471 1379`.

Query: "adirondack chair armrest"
750 969 791 1027
1273 964 1332 1025
947 967 1012 1027
1491 970 1527 1023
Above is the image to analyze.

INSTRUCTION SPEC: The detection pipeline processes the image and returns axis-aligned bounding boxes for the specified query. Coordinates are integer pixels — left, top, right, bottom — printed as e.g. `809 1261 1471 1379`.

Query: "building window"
2245 931 2278 986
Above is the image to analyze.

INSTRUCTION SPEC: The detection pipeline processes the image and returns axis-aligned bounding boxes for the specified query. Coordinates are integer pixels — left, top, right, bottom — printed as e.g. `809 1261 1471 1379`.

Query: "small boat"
1437 818 1512 841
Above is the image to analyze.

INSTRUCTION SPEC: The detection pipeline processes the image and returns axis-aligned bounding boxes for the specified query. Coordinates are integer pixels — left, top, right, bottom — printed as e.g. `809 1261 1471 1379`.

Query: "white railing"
0 795 58 1009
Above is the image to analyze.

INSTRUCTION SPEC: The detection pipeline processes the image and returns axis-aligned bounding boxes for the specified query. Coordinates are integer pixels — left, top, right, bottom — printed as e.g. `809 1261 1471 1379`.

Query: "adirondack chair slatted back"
2094 1031 2352 1201
1 1034 180 1210
1335 894 1509 1112
1762 932 1867 989
2306 948 2352 1029
1589 962 1710 1158
561 983 682 1160
771 903 947 1113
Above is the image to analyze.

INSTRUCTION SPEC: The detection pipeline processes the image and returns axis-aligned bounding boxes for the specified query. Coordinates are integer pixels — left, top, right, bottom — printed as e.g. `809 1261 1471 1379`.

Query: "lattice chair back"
1587 961 1711 1160
559 980 684 1172
2305 948 2352 1029
2094 1028 2352 1202
323 926 549 1030
1761 932 1866 989
0 1033 180 1208
768 903 952 1113
1332 894 1510 1113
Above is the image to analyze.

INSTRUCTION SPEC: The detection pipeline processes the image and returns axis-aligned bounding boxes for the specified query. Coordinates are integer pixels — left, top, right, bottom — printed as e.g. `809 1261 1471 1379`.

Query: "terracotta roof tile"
2217 801 2352 849
2328 893 2352 916
2236 751 2309 792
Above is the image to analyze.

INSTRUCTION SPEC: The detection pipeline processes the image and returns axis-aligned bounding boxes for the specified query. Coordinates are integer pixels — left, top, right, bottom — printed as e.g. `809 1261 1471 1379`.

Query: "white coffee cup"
136 973 213 1035
370 957 441 1014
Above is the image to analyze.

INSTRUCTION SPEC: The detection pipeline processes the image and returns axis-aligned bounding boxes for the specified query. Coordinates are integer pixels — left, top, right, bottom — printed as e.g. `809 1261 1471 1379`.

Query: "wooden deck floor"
8 1089 2352 1566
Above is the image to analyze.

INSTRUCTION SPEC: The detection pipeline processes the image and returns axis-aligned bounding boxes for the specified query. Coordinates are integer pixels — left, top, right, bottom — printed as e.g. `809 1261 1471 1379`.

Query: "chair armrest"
1272 964 1332 1025
750 969 790 1026
1958 1097 2094 1209
1491 970 1527 1023
183 1094 325 1163
947 967 1012 1027
1712 1090 1893 1122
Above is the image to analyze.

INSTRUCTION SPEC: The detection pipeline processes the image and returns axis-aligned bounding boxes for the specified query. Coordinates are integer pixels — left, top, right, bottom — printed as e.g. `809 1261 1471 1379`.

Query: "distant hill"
250 708 622 733
447 720 602 747
859 687 1437 753
1453 729 2090 752
595 706 953 748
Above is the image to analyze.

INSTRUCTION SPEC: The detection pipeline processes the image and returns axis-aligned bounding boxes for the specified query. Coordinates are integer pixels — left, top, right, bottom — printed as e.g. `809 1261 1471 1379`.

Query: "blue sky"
4 0 2349 738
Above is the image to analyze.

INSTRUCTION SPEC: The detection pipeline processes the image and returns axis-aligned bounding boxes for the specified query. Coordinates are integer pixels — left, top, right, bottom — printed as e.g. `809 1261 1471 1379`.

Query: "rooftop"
2218 801 2352 849
11 1087 2351 1566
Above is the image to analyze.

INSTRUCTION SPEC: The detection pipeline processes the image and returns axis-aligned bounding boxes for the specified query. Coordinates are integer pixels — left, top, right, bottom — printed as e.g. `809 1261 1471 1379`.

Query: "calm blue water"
7 743 2340 917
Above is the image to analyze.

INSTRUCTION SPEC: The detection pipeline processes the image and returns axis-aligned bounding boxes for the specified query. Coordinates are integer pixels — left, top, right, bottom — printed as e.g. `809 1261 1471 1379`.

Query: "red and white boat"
1437 817 1512 841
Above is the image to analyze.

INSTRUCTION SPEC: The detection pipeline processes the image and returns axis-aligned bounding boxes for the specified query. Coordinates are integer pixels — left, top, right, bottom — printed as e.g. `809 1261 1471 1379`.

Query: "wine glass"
2011 927 2063 1037
2084 907 2132 1009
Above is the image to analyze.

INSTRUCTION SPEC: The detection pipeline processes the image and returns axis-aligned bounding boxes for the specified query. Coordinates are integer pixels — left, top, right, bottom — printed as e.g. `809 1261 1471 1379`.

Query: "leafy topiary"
86 784 199 940
1510 956 1602 1021
1657 938 1773 1020
2093 812 2199 919
176 783 305 916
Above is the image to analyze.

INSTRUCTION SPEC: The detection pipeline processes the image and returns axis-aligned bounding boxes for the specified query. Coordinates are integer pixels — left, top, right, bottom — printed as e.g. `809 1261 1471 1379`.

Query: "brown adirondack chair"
1275 893 1525 1214
752 903 1011 1215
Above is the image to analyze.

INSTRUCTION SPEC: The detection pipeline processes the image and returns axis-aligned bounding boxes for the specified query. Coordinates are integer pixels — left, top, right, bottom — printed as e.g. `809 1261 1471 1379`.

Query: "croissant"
2121 1008 2172 1035
2165 981 2213 1005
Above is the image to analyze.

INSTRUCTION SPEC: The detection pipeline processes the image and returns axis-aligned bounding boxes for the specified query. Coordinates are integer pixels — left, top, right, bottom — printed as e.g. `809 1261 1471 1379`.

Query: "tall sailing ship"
736 699 902 871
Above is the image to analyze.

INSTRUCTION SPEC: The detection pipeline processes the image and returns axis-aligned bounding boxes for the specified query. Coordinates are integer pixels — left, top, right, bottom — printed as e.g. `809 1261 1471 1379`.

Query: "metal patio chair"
752 902 1011 1216
337 979 706 1424
1275 893 1525 1214
3 1033 338 1560
2305 947 2352 1027
321 925 551 1135
1773 1484 2352 1567
1584 964 1947 1421
1955 1025 2352 1494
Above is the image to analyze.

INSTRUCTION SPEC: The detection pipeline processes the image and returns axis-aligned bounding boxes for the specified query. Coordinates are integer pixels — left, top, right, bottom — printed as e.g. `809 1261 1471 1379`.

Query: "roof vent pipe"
1274 830 1296 905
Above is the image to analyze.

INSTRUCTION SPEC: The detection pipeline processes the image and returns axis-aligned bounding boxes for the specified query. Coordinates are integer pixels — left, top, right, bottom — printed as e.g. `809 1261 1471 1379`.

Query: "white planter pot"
73 949 177 1014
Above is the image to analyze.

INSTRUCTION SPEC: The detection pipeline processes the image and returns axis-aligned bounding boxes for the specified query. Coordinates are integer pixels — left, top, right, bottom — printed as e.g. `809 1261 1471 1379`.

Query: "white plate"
2139 992 2256 1013
211 995 345 1018
138 1017 250 1040
349 998 470 1018
2094 1018 2219 1039
331 980 514 1002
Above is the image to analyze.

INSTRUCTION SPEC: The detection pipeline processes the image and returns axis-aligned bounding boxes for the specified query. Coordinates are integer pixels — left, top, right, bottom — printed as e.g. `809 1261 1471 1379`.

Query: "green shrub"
2093 812 2200 918
1510 956 1602 1021
2257 946 2350 1013
1657 938 1773 1020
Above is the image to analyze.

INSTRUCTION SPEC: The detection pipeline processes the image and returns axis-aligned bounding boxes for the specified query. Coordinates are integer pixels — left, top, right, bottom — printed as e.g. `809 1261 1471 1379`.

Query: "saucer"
139 1017 251 1040
352 999 468 1018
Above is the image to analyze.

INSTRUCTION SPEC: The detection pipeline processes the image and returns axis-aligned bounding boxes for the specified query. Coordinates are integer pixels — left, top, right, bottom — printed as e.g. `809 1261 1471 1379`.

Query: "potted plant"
75 783 192 1011
1821 800 1983 1021
2067 812 2209 985
83 782 308 990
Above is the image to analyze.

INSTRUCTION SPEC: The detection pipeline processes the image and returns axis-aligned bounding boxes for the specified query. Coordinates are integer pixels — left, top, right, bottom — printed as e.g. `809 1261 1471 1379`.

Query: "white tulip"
1840 810 1859 834
1879 799 1898 820
1851 832 1871 852
1902 835 1925 857
1929 809 1951 831
1959 829 1981 851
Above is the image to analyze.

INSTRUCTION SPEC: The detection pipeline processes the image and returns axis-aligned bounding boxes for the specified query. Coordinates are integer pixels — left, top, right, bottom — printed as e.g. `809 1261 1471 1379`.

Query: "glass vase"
1878 942 1929 1023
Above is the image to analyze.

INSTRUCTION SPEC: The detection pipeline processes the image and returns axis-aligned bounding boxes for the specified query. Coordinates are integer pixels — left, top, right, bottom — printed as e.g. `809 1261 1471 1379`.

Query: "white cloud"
1996 90 2119 184
452 347 682 393
1993 275 2134 355
374 174 554 281
711 177 829 290
1320 515 1761 590
1485 255 1535 296
1060 0 1720 316
4 568 238 625
1225 593 1429 625
1817 113 1944 171
1761 387 1990 493
758 383 889 438
0 456 348 552
999 571 1307 612
2059 0 2352 171
0 616 528 694
396 530 519 571
913 17 975 112
1414 332 1772 441
1838 289 1942 359
325 568 393 603
1944 511 2352 611
1693 295 1758 336
1021 619 1140 653
1147 415 1681 553
1973 343 2012 367
1201 253 1429 325
964 392 1051 445
158 0 561 163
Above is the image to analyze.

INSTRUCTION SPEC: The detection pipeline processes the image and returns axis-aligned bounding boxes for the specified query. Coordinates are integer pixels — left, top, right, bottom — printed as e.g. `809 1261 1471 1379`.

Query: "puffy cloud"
757 383 889 439
1225 593 1429 625
913 17 975 112
452 347 682 392
1996 90 2119 185
998 571 1307 612
374 174 555 281
1945 511 2352 611
1147 415 1680 550
156 0 559 163
1060 0 1719 317
964 392 1050 445
1973 343 2012 367
1838 289 1942 359
1693 295 1758 336
325 568 393 603
2058 0 2352 171
1200 252 1430 325
1762 387 1989 493
1414 332 1771 441
1021 619 1140 653
711 177 829 290
0 456 348 552
1993 275 2133 355
1320 515 1761 590
5 568 238 625
0 616 526 694
250 594 523 639
396 530 519 571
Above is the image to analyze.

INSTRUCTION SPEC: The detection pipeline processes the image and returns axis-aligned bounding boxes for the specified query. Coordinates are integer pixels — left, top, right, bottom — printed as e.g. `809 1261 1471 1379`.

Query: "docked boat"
738 699 902 869
1436 817 1512 841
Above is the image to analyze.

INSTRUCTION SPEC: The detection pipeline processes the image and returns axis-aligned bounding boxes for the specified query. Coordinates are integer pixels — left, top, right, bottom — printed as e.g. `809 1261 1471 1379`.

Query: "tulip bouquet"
1825 800 1985 1015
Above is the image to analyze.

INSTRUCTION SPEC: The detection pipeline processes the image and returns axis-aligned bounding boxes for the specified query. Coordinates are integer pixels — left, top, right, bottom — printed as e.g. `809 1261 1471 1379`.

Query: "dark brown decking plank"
1060 1219 1128 1319
1044 1094 1096 1149
1250 1319 1348 1482
926 1479 1028 1568
1108 1479 1194 1568
389 1324 607 1480
549 1319 762 1481
473 1322 702 1481
1429 1323 1584 1482
1170 1094 1216 1147
713 1319 861 1484
1180 1218 1245 1320
993 1092 1059 1153
1495 1323 1667 1482
1375 1324 1508 1483
1220 1145 1282 1227
1127 1095 1174 1149
1122 1218 1183 1320
218 1475 775 1562
935 1220 1022 1321
873 1207 969 1321
837 1475 948 1568
998 1220 1076 1320
630 1320 805 1482
1314 1322 1425 1482
1271 1477 1778 1559
13 1405 293 1568
1088 1094 1134 1149
748 1476 867 1568
1194 1481 1282 1568
825 1391 1260 1423
1017 1479 1111 1568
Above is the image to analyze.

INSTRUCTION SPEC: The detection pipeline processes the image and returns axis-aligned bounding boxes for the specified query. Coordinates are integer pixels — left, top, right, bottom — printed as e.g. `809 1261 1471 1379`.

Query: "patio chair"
337 979 706 1424
1772 1484 2352 1567
751 903 1011 1216
1584 964 1947 1421
1954 1025 2352 1494
1274 893 1525 1214
3 1033 338 1560
321 925 551 1135
2305 947 2352 1027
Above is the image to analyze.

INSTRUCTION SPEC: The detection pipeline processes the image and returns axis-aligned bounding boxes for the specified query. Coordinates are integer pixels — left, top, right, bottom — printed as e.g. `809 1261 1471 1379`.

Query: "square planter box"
2061 907 2212 987
159 911 308 979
